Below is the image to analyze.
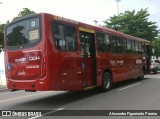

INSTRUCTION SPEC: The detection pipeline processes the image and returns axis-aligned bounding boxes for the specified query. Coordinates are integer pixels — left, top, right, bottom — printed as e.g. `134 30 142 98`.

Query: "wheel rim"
141 70 144 78
104 75 110 89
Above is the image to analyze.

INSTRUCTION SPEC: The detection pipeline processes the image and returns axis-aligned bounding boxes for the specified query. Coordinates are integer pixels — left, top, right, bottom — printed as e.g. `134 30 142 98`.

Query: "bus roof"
7 12 151 45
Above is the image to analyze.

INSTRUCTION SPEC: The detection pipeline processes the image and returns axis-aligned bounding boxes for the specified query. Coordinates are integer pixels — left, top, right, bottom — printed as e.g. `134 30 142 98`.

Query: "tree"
0 8 35 53
152 39 160 58
103 8 159 41
0 24 5 52
13 8 35 20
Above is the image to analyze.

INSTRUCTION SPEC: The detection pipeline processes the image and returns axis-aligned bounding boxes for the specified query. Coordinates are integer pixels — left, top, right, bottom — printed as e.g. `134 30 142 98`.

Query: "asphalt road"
0 72 160 119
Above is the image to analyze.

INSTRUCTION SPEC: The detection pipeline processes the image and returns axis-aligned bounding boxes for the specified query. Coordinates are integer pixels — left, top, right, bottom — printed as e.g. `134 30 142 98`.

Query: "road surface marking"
157 76 160 78
42 108 65 116
0 92 51 103
118 83 141 91
29 108 65 119
0 91 22 96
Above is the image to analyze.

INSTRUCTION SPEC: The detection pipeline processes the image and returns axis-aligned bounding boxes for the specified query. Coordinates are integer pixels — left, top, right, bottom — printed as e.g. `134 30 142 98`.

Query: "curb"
0 86 8 92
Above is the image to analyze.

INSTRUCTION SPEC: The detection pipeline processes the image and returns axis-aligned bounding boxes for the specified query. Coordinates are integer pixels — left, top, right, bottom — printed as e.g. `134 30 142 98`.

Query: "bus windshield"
6 17 40 49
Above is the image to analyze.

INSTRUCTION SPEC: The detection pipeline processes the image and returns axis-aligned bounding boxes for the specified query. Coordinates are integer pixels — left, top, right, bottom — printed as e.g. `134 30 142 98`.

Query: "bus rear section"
4 14 50 91
4 13 85 92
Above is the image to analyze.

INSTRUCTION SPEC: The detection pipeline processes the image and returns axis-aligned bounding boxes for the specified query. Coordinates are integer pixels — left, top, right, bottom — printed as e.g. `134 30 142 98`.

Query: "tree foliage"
13 8 35 20
104 8 159 41
152 39 160 58
0 24 5 52
0 8 35 53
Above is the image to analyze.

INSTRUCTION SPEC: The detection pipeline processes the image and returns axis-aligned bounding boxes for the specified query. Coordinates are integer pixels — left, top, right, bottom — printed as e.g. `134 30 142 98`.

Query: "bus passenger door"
80 31 97 88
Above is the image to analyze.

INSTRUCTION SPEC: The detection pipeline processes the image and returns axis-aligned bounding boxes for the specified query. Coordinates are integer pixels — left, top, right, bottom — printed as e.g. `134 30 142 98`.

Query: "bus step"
83 86 96 90
25 90 36 92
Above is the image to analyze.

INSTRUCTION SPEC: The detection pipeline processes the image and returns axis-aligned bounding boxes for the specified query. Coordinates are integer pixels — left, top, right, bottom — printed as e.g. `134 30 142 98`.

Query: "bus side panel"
96 53 112 86
96 53 128 85
46 15 82 91
111 54 127 82
47 52 83 91
96 53 144 86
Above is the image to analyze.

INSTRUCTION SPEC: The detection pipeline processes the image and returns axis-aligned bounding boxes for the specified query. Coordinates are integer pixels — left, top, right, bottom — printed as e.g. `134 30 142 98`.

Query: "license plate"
18 71 26 75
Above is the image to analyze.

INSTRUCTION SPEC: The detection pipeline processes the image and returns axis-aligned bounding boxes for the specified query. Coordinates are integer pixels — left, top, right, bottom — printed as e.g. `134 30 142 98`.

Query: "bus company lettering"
136 59 142 64
28 56 40 61
110 60 116 65
116 60 124 65
15 56 40 63
15 58 26 63
23 49 41 53
110 60 124 65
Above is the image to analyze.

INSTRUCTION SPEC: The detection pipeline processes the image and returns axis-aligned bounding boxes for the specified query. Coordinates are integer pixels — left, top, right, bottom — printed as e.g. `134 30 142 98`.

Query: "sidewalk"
0 85 8 92
0 75 8 92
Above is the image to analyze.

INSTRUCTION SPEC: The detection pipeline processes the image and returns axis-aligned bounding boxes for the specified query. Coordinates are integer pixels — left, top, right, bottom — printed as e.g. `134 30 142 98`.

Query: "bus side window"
97 33 111 53
123 39 127 53
53 23 65 50
132 41 135 54
97 33 104 52
66 26 77 51
116 37 124 53
52 22 77 51
104 34 111 52
135 42 139 54
139 42 142 54
126 39 132 54
111 36 117 53
142 43 145 54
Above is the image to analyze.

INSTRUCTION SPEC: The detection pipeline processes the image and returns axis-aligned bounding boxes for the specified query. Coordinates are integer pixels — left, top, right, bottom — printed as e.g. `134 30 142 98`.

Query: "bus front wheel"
101 72 112 92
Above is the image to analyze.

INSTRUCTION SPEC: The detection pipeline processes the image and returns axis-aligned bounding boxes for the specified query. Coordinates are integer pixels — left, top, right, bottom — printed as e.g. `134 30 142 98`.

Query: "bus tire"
101 72 112 92
154 68 158 74
137 69 144 80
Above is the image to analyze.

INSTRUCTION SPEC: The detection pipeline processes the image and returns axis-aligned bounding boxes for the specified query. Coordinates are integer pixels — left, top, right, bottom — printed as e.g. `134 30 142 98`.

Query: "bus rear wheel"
101 72 112 92
154 68 158 74
137 69 144 80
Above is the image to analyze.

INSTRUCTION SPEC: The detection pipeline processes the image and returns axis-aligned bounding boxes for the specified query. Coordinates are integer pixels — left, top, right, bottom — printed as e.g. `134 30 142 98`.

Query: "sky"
0 0 160 26
0 0 160 70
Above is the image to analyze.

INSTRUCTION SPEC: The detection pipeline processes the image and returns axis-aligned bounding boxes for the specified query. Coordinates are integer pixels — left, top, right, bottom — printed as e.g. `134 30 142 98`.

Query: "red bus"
4 13 151 92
